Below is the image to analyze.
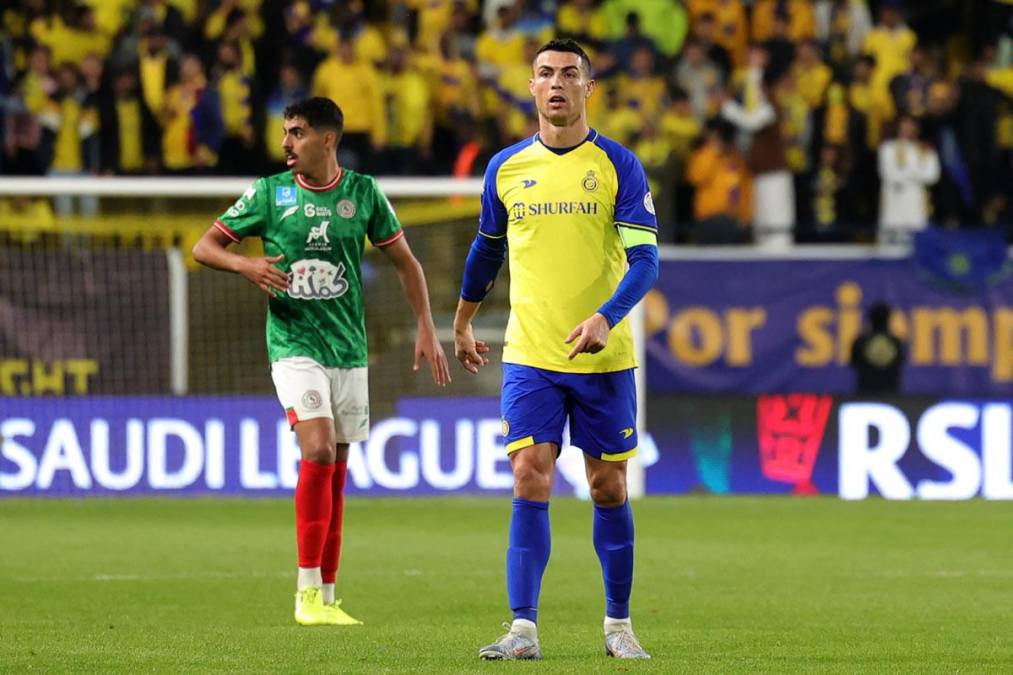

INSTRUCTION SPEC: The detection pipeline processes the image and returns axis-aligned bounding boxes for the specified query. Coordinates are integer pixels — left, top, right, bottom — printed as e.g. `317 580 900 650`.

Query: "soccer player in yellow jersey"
453 39 657 660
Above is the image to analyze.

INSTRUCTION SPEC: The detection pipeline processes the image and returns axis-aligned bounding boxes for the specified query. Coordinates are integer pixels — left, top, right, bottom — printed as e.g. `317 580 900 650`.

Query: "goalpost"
0 176 647 497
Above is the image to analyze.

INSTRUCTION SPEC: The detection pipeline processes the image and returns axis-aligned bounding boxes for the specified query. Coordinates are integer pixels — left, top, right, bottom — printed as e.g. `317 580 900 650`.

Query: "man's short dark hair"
534 38 592 76
283 97 344 136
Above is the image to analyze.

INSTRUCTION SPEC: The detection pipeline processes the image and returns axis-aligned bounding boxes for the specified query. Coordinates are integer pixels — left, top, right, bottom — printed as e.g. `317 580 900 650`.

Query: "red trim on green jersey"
373 229 405 247
214 219 241 243
295 166 343 192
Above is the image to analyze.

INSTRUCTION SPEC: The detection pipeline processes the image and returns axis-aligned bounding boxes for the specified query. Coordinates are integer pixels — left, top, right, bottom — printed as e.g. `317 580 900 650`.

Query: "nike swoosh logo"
522 180 537 188
621 428 634 439
280 205 298 221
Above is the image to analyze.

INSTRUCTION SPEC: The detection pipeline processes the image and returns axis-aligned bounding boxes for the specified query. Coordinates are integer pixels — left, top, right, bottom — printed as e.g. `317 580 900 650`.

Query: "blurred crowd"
1 0 1011 243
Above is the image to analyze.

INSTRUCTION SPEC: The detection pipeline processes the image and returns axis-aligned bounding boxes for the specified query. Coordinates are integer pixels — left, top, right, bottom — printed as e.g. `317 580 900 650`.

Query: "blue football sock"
506 498 551 623
593 500 634 619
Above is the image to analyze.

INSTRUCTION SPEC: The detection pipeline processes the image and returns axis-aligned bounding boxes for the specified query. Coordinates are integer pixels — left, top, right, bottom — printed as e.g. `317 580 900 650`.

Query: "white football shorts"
270 356 369 443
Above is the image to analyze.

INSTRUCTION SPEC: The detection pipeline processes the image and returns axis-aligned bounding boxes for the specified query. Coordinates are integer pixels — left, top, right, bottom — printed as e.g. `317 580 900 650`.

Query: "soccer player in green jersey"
193 97 451 626
454 40 657 659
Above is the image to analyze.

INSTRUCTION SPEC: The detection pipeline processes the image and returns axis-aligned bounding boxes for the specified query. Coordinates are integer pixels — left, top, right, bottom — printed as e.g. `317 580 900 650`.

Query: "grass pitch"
1 496 1011 673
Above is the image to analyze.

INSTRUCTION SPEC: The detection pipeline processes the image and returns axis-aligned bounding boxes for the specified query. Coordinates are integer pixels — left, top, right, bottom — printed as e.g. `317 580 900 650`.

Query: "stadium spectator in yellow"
430 33 481 126
774 69 811 173
137 29 176 127
99 69 160 174
849 54 894 148
312 40 386 171
810 144 847 235
384 44 434 174
862 3 916 99
20 45 56 115
496 39 542 144
216 9 258 76
556 0 611 54
161 54 224 172
409 0 480 53
589 86 641 146
634 119 675 227
688 121 753 234
661 89 702 160
204 0 263 42
311 1 387 67
214 41 255 175
475 5 527 116
424 33 482 174
661 89 702 234
30 5 111 68
687 0 749 66
79 0 133 38
602 0 689 59
792 40 832 109
821 82 850 146
615 47 666 119
264 63 308 167
751 0 816 43
41 64 99 216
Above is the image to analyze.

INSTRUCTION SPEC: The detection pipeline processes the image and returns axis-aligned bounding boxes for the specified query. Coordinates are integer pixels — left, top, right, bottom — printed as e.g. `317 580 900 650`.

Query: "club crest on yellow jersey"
581 170 599 192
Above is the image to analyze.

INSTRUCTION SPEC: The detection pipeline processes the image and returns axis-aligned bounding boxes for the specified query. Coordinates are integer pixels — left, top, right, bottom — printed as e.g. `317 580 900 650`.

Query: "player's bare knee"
589 474 627 507
512 462 552 499
302 443 336 464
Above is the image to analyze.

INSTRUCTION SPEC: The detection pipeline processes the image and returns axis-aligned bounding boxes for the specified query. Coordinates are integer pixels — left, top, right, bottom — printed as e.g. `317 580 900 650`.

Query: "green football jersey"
215 168 403 368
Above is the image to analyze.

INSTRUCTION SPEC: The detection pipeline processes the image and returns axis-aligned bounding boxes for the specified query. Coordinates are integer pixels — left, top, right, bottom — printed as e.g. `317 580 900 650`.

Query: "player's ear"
528 77 535 96
585 78 595 99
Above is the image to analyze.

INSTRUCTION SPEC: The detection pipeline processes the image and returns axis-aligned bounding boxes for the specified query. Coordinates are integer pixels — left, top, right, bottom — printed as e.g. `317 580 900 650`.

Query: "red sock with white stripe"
321 460 348 604
295 459 334 590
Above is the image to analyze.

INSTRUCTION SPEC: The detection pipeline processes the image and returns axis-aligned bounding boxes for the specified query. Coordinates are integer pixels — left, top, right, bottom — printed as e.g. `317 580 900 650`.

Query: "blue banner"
647 254 1013 395
0 397 658 498
3 396 1011 499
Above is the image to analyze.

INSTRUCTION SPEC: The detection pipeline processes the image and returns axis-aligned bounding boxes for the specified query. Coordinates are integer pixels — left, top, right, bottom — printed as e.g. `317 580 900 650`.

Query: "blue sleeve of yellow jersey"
478 154 508 238
461 152 510 301
594 137 660 326
597 244 659 328
598 138 658 231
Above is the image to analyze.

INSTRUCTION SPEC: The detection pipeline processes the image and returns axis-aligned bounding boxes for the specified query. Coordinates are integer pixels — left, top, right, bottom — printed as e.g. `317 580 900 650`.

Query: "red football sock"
321 460 348 584
295 459 335 569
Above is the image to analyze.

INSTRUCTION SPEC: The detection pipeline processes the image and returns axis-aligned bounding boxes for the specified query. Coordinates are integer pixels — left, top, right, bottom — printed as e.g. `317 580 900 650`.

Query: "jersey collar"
535 129 597 156
295 166 344 192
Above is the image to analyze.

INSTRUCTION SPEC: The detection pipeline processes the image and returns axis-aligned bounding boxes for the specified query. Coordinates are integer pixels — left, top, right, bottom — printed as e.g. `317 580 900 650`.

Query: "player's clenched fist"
240 254 289 296
565 313 610 359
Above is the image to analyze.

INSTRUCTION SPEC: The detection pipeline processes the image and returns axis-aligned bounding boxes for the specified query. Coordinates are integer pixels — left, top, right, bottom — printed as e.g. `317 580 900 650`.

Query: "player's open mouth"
286 154 297 167
548 95 566 105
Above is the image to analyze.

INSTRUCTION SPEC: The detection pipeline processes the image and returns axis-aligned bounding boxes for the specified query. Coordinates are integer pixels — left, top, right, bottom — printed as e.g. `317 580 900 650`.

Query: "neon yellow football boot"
324 599 363 626
294 587 328 625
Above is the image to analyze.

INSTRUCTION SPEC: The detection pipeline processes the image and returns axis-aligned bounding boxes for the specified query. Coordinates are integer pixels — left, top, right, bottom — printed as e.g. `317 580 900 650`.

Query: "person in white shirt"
878 115 940 244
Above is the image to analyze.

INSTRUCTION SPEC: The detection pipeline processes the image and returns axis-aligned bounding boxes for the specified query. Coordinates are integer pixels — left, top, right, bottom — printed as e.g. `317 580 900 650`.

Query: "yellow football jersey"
479 130 658 374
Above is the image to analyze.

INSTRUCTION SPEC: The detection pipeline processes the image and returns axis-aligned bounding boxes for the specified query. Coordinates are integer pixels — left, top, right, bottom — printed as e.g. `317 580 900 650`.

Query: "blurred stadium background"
2 0 1013 672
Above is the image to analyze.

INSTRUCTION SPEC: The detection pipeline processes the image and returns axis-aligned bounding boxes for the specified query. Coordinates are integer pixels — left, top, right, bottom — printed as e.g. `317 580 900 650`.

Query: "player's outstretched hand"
565 313 610 359
453 324 490 374
414 325 452 386
240 254 288 296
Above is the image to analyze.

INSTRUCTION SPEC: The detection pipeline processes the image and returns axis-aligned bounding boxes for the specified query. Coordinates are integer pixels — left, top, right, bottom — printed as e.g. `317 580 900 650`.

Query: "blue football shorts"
500 363 638 461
